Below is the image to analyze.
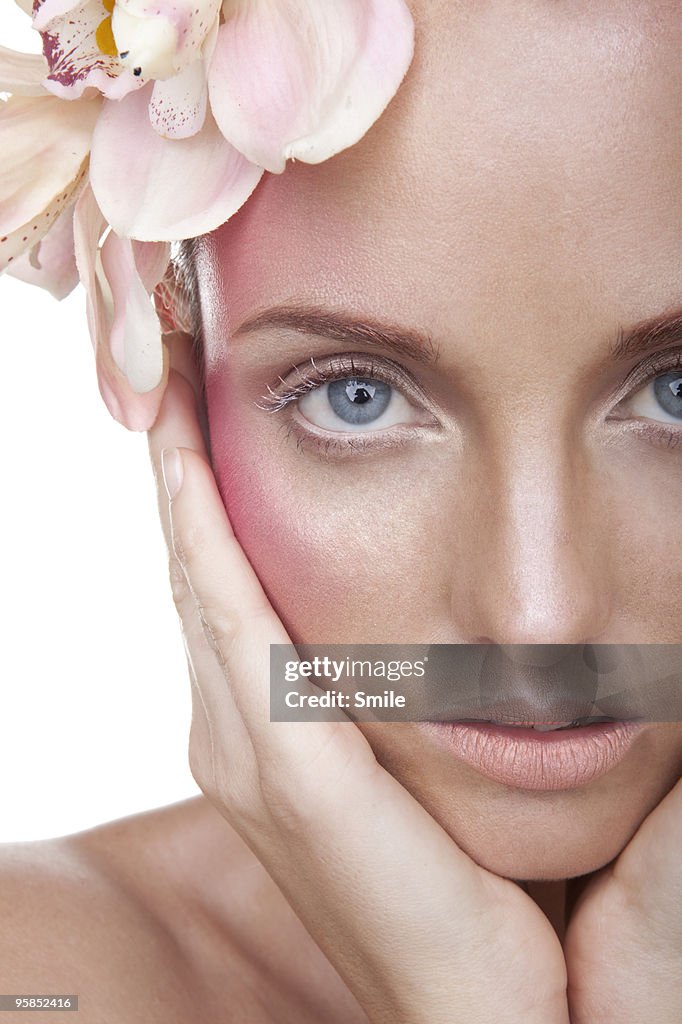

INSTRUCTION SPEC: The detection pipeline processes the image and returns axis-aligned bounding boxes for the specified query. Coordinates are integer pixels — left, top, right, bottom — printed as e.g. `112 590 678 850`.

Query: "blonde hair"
155 237 206 400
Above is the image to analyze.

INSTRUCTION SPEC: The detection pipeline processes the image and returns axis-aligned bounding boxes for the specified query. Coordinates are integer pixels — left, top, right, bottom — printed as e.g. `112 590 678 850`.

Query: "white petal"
0 92 97 270
0 46 50 96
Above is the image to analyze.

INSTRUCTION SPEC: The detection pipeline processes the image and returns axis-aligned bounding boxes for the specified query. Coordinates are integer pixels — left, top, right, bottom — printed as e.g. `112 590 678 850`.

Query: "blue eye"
297 374 424 432
627 370 682 424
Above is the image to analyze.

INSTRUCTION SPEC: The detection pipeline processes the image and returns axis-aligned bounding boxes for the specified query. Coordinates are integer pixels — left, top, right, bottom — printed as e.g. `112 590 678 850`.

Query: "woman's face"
195 0 682 880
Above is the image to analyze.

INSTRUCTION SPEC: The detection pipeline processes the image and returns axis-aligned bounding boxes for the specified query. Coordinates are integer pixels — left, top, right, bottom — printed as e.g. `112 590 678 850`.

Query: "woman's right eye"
621 370 682 425
297 376 425 432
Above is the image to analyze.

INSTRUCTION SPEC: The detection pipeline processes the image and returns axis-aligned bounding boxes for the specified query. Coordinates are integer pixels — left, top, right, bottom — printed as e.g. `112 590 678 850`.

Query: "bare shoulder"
0 797 367 1024
0 801 212 1023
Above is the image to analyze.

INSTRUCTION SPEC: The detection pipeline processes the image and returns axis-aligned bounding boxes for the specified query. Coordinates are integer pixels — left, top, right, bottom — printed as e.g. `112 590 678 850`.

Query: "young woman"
2 1 681 1021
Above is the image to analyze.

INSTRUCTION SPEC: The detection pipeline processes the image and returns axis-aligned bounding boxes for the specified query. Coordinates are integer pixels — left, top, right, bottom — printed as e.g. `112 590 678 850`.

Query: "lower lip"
418 719 646 791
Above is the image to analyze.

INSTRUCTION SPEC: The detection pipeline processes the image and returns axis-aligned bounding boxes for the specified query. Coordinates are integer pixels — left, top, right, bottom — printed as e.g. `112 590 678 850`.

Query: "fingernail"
161 447 183 501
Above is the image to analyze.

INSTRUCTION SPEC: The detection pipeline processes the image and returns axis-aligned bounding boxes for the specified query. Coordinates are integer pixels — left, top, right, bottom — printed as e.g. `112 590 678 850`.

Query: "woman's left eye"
622 370 682 425
297 376 424 431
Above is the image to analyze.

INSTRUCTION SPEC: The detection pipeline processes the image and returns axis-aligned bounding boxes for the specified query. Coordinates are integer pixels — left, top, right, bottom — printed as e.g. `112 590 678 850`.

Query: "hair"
156 237 207 402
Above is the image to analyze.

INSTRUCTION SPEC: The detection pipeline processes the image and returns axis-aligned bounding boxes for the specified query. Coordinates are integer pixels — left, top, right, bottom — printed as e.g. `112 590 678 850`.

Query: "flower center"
95 0 118 58
111 5 180 80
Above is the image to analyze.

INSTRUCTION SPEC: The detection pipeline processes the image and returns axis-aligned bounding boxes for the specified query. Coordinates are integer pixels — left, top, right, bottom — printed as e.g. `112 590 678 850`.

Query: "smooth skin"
148 335 680 1024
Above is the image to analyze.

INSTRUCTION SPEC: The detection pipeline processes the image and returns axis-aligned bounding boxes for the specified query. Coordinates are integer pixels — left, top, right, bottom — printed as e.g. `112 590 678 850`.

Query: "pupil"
347 381 374 404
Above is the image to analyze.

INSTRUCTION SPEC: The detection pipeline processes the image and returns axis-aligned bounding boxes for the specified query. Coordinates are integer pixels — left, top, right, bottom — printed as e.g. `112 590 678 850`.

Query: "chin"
445 820 632 882
363 721 682 882
402 777 643 882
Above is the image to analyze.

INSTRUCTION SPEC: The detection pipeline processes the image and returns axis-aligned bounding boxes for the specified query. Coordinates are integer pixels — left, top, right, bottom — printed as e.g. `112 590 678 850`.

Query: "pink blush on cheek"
204 382 355 641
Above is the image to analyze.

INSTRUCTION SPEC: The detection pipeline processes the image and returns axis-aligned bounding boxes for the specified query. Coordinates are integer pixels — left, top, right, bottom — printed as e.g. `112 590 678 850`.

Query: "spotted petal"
0 93 98 274
6 204 79 299
207 0 415 174
90 82 264 241
149 58 207 139
0 45 50 96
34 0 144 100
73 186 170 430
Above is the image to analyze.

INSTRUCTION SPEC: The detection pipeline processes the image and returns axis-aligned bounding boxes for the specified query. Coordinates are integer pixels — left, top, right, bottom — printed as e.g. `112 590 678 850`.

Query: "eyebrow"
231 302 682 366
232 305 440 366
610 306 682 361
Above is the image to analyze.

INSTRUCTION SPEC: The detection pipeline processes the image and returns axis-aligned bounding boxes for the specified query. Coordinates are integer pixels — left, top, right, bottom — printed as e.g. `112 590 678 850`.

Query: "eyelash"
609 347 682 450
256 353 415 412
255 353 434 457
255 347 682 456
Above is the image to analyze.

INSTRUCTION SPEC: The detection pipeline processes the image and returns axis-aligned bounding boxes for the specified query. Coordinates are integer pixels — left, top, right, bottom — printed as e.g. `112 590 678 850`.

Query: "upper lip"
438 699 619 726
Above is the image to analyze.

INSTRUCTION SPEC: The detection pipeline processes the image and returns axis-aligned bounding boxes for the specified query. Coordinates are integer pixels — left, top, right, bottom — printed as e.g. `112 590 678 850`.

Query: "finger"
148 333 209 555
614 768 682 932
146 347 256 784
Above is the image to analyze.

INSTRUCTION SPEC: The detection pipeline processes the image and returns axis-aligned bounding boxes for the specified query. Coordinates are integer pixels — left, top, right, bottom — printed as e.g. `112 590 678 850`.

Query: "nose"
454 435 612 646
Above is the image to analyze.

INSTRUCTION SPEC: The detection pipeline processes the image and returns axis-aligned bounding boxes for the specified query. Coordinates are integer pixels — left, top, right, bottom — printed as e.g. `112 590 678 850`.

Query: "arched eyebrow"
232 305 440 366
611 306 682 361
232 302 682 366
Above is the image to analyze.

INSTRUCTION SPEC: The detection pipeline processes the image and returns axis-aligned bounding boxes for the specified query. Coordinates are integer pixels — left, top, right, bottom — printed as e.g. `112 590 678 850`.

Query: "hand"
147 336 570 1024
564 769 682 1024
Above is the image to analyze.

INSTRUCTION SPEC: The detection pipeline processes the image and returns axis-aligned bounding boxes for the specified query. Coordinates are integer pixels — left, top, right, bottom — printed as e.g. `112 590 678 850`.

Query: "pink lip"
418 719 647 791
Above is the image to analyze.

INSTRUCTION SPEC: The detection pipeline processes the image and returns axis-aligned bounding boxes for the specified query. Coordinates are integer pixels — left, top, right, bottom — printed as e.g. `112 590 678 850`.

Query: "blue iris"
327 378 392 425
653 372 682 419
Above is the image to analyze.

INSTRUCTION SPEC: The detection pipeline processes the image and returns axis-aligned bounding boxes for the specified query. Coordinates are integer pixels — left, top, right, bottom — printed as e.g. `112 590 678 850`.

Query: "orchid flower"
0 0 415 429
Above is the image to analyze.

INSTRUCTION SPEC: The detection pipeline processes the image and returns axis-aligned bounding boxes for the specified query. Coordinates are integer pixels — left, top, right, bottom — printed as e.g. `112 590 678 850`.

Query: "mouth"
455 715 621 732
418 716 646 791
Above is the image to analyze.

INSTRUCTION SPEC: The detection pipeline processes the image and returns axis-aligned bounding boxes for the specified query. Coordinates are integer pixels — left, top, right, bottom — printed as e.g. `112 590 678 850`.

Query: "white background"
0 9 200 843
0 276 200 844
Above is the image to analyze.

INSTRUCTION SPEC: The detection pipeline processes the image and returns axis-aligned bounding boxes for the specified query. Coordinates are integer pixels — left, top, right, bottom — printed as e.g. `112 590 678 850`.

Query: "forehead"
199 0 682 354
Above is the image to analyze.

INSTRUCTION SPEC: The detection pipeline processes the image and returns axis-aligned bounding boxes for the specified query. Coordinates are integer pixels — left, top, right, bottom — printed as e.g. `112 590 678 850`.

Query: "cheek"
205 375 456 644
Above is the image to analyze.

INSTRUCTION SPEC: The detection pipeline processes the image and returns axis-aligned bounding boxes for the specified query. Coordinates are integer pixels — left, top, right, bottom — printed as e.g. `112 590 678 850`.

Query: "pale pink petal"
14 0 34 14
132 238 173 294
5 204 78 299
0 46 50 95
207 0 414 174
90 83 263 241
0 93 97 273
149 58 207 139
100 232 169 392
35 0 144 100
73 186 170 431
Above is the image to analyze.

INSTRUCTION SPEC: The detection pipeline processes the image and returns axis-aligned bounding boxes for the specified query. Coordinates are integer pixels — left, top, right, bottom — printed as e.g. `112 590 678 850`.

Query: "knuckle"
172 519 207 567
194 600 241 665
168 556 190 608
